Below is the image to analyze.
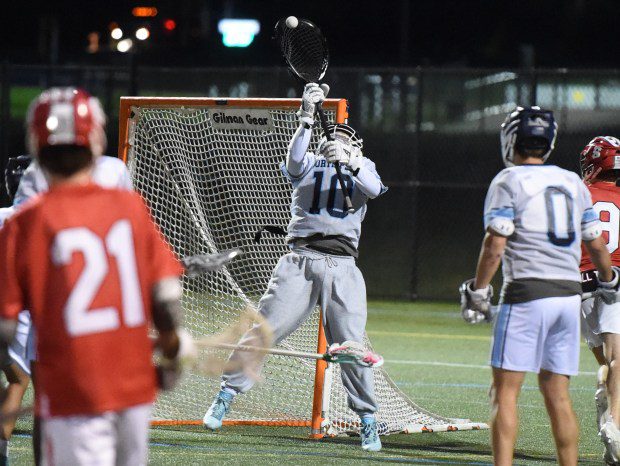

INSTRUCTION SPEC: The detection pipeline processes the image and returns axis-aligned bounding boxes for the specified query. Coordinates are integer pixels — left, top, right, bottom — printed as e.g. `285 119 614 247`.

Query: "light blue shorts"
490 295 581 376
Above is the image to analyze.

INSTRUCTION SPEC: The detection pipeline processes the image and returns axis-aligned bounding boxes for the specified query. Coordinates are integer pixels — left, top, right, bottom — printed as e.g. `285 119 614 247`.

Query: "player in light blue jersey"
203 83 386 451
460 106 619 465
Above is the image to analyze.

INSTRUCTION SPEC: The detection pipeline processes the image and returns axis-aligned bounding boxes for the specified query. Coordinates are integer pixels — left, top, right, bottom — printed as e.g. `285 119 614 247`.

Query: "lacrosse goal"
118 96 487 437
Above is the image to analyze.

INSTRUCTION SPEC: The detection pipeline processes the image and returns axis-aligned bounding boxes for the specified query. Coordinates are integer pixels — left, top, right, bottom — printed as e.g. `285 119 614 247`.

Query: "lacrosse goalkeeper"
460 106 618 465
203 82 387 451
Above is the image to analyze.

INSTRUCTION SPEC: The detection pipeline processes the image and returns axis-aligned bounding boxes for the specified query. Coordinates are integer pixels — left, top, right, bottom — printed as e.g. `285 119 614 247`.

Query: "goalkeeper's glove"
323 141 363 174
298 83 325 126
459 279 493 324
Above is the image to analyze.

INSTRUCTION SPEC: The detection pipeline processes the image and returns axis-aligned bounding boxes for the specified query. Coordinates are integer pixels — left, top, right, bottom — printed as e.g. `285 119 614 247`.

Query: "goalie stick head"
500 106 557 167
26 87 107 159
274 17 329 83
317 123 363 156
579 136 620 181
4 155 31 201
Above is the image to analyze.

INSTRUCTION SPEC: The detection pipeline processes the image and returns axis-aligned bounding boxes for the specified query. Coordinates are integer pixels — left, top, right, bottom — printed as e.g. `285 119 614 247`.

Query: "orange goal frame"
118 97 348 438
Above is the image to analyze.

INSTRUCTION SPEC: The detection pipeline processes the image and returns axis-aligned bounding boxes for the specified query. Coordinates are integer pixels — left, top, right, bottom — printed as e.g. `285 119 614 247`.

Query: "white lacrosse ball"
285 16 299 28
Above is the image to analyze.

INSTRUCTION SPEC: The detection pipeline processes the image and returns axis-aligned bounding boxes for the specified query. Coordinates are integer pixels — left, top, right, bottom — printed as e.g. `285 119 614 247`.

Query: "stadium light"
132 6 158 17
135 27 150 41
117 38 133 53
217 19 260 47
111 27 123 40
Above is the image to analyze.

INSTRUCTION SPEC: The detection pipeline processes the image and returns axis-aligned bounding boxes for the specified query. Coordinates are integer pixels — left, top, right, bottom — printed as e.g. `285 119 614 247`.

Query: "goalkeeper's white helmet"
317 123 363 156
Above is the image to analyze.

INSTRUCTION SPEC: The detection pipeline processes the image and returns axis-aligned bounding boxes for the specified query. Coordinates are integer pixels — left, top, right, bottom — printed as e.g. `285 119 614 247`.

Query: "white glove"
323 140 364 173
322 140 346 164
597 267 620 304
298 83 325 126
459 279 493 324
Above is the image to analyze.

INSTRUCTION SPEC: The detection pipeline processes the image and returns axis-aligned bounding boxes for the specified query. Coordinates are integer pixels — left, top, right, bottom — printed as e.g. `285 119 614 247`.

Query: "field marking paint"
386 359 596 377
368 330 490 342
395 380 596 392
369 330 591 350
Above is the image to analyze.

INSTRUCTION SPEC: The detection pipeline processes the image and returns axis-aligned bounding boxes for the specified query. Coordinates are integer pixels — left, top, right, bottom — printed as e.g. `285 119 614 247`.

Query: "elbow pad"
487 217 515 237
582 222 603 241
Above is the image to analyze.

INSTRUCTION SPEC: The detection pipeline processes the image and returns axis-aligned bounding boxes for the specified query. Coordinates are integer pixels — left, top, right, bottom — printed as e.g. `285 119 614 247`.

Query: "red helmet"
580 136 620 180
26 87 107 157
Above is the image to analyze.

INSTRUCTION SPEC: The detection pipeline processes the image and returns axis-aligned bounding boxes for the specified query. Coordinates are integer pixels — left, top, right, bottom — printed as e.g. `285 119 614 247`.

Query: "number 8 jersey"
580 181 620 271
484 165 600 301
281 153 387 251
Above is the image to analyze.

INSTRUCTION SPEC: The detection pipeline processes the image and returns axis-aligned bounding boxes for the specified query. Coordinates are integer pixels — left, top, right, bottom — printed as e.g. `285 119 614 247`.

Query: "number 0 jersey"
484 165 600 289
281 153 386 250
0 184 182 417
580 181 620 271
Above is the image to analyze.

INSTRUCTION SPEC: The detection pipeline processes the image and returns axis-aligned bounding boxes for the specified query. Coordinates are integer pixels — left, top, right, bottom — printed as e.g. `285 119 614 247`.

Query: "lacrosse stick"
274 16 354 213
181 248 242 277
194 339 384 368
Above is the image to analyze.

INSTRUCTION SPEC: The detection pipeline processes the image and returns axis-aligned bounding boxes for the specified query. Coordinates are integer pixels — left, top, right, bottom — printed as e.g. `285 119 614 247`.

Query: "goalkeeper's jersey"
484 164 600 302
281 153 386 251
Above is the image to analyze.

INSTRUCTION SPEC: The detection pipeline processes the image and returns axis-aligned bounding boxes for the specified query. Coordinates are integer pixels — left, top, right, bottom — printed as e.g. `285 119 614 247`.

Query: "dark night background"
2 0 620 299
1 0 618 68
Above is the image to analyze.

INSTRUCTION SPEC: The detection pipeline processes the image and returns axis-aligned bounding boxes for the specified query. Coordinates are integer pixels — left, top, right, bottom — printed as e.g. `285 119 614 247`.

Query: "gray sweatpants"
222 248 377 416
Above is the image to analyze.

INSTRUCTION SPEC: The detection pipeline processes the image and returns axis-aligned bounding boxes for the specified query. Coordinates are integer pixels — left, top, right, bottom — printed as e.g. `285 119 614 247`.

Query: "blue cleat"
360 417 382 452
203 390 234 430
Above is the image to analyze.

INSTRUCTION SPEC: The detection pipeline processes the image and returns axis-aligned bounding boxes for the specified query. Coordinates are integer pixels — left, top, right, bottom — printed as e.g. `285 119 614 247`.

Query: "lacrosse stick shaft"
196 341 325 361
316 104 354 212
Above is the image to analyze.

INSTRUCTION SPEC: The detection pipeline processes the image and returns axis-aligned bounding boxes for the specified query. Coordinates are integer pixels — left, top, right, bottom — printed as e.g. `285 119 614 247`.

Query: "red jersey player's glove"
156 328 197 391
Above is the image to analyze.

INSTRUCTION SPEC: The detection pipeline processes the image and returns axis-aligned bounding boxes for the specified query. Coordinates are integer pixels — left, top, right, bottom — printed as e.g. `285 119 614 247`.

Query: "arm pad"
353 165 384 199
487 217 515 237
583 222 603 241
286 125 312 178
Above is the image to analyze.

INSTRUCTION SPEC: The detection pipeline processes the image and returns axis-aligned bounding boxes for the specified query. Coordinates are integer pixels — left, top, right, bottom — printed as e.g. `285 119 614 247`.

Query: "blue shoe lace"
211 391 233 420
361 420 378 445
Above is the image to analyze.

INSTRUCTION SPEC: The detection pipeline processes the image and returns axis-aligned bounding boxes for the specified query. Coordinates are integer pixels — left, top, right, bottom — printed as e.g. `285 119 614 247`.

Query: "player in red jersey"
580 136 620 464
0 87 191 466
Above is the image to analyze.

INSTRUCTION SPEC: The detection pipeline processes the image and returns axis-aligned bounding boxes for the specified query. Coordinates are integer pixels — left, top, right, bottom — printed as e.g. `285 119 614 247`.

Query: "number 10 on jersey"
309 171 354 218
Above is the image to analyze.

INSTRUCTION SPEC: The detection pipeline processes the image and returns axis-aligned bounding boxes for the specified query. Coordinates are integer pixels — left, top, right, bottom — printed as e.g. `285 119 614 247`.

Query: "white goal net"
122 97 486 436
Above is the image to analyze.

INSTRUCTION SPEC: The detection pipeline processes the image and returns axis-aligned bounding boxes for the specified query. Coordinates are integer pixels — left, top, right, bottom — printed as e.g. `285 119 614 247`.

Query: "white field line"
385 358 596 377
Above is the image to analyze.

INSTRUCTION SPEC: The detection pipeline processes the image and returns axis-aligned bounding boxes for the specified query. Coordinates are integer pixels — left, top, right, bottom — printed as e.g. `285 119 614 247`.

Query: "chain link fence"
2 64 620 300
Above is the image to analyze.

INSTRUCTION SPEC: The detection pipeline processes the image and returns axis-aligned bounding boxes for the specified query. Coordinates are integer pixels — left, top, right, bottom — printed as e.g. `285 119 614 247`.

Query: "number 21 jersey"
0 184 182 417
580 181 620 271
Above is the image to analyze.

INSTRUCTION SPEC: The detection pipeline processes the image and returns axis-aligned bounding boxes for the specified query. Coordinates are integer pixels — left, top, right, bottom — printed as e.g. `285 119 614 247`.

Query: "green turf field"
8 301 604 465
